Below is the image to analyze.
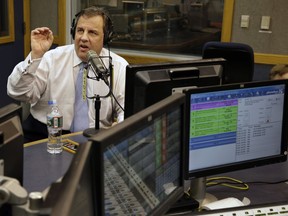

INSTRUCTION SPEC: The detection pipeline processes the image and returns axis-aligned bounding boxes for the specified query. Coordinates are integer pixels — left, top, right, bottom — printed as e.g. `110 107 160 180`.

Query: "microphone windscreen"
87 50 98 60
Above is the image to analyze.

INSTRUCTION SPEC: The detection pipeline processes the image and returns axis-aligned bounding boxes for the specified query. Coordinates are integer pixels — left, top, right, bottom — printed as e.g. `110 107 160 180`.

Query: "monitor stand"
166 177 217 214
166 193 199 214
189 177 218 207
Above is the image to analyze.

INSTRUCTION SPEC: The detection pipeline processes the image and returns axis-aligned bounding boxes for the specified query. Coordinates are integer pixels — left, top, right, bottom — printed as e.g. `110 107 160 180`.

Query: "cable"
244 179 288 185
110 90 125 112
206 176 288 191
206 176 249 190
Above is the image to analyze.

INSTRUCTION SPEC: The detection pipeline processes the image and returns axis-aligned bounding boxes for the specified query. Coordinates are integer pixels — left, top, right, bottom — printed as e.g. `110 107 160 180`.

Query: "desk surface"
205 161 288 206
23 134 288 212
166 162 288 215
23 132 88 193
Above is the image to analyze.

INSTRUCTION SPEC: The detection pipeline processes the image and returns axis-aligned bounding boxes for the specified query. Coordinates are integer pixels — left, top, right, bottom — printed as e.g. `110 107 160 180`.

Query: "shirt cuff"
22 53 41 74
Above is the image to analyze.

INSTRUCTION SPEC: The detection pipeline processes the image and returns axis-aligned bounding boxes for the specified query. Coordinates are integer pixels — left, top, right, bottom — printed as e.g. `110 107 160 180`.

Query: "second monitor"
124 58 226 119
183 79 288 205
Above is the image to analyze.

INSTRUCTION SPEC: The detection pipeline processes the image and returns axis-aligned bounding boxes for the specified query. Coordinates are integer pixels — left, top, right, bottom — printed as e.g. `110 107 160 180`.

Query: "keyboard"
192 202 288 216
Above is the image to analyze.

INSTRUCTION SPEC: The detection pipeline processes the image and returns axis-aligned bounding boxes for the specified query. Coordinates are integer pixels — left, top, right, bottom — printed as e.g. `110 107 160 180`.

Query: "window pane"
78 0 224 56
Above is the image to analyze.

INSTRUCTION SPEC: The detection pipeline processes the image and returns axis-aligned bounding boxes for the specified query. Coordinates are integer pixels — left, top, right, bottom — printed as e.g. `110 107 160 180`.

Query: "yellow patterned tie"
71 62 89 132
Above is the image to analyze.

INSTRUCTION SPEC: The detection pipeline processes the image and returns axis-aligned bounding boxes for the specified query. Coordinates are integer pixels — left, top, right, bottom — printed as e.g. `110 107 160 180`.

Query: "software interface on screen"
188 83 286 172
103 106 182 215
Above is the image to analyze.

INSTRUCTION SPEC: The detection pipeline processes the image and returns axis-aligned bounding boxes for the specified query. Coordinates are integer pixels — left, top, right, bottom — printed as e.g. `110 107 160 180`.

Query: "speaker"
70 7 114 45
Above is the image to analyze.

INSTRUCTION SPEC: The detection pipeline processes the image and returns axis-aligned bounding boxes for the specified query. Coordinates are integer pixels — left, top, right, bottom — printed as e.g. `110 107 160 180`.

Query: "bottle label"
47 116 63 128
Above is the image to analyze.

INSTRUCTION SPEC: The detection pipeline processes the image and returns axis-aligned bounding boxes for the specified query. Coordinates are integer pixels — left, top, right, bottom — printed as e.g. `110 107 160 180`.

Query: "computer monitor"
39 141 98 216
124 58 226 119
183 79 288 205
91 93 186 215
0 103 23 184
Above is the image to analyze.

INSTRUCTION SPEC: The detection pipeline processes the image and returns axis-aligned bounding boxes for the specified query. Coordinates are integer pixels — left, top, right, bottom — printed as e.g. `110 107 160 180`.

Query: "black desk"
166 163 288 216
23 132 88 193
23 134 288 213
205 161 288 206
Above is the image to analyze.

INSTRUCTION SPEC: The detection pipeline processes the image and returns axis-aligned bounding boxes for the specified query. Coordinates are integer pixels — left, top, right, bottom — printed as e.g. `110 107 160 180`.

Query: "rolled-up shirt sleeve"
7 53 45 104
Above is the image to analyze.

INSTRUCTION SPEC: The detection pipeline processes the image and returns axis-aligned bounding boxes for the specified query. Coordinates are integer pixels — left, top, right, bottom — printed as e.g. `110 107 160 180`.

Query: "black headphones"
70 6 114 45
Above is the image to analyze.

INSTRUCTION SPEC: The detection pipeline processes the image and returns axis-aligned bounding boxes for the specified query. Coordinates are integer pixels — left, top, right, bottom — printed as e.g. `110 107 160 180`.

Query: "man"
7 6 128 142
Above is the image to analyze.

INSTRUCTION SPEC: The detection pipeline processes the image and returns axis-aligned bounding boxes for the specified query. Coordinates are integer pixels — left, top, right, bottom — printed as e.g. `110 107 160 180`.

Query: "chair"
21 102 30 122
202 41 254 84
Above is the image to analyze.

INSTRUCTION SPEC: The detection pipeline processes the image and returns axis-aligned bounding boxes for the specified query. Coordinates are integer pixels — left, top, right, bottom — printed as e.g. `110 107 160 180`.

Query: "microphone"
86 50 109 84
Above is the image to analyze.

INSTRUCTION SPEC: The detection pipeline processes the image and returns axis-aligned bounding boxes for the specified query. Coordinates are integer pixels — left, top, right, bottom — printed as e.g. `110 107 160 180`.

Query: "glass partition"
78 0 224 56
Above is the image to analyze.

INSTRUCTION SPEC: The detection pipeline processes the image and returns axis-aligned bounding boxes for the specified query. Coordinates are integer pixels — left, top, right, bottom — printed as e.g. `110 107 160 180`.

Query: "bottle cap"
48 100 57 106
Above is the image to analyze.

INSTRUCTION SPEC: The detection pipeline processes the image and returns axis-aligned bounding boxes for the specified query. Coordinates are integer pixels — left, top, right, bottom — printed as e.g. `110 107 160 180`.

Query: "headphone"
70 6 114 45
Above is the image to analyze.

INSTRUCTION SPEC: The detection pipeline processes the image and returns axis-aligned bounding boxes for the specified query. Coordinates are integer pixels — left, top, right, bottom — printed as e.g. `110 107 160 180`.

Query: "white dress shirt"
7 45 128 131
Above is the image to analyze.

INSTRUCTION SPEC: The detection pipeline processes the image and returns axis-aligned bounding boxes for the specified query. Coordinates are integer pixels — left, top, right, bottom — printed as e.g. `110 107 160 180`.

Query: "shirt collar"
73 48 82 68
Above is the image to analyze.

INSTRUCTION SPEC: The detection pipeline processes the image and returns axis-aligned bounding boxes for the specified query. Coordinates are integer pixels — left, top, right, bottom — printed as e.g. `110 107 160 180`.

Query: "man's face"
74 15 105 62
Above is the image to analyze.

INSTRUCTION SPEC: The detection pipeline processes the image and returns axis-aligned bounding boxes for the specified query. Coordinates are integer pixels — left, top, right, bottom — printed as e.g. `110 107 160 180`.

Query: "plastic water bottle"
47 100 63 154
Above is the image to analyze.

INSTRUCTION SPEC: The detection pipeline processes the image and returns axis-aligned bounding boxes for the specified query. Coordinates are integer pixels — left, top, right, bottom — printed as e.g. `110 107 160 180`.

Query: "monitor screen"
183 80 288 203
0 103 23 184
124 58 226 119
91 93 186 216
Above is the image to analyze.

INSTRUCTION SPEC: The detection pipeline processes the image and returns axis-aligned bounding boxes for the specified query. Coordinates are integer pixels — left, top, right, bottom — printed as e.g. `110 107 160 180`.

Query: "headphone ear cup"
71 11 81 40
70 17 76 40
104 32 112 45
70 27 75 40
104 16 114 45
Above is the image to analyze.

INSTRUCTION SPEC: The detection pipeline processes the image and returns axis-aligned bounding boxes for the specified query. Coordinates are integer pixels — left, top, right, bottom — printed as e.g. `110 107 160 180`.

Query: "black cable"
244 179 288 185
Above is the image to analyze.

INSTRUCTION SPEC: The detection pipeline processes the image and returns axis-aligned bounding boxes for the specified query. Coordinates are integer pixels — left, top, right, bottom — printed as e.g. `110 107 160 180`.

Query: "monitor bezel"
124 58 227 119
0 103 23 125
90 93 186 216
0 103 23 184
183 79 288 180
40 141 98 216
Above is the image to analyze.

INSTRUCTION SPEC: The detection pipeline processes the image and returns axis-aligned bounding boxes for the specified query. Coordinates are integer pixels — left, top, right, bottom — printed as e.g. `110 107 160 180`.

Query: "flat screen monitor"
0 103 23 184
183 79 288 204
39 141 98 216
91 93 186 215
124 58 226 119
